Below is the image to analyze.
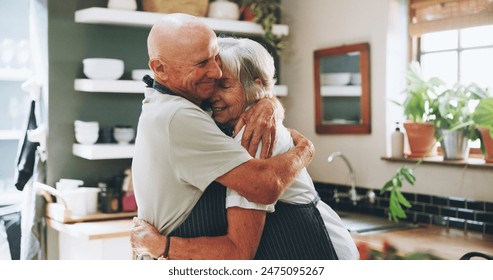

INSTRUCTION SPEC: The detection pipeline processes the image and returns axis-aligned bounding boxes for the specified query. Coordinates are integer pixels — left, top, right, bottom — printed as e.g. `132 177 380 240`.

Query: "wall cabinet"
73 7 289 160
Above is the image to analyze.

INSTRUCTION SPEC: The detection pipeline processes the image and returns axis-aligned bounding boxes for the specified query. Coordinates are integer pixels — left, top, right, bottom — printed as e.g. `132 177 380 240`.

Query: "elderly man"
132 14 317 259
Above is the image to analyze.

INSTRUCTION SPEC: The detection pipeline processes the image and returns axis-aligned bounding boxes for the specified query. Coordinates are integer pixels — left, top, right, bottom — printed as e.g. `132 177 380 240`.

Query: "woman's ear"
254 78 263 86
149 58 168 81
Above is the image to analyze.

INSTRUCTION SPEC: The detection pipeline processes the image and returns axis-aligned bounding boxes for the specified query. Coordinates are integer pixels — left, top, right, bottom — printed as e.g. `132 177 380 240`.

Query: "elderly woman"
131 37 359 260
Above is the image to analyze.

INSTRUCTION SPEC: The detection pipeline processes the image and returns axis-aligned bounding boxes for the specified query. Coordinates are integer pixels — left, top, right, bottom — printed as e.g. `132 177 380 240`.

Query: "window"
410 0 493 151
419 25 493 91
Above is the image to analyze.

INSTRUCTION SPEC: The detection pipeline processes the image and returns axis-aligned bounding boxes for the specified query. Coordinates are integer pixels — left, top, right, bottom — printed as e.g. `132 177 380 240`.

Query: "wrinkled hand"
289 128 315 164
234 98 279 158
130 217 167 259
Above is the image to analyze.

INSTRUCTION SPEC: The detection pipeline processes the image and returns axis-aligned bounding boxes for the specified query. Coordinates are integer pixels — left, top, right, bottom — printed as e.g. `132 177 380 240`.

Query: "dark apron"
170 182 339 260
145 76 338 259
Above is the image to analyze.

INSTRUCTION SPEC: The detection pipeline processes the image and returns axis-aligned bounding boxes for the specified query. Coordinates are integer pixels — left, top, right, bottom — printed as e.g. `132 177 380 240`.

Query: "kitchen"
0 0 492 266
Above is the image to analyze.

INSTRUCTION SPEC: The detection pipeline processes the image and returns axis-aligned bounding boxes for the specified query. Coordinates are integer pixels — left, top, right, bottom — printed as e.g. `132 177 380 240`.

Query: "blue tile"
433 216 448 226
417 213 432 224
458 209 475 220
441 207 458 218
485 223 493 235
448 217 465 230
403 192 416 202
466 220 484 233
466 200 485 211
449 197 466 208
425 205 440 215
476 212 493 223
433 196 449 206
486 202 493 212
417 194 432 204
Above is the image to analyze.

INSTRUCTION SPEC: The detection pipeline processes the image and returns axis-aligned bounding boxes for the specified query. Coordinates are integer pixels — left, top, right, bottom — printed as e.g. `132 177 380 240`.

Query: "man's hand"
289 128 315 165
234 98 284 159
131 217 167 259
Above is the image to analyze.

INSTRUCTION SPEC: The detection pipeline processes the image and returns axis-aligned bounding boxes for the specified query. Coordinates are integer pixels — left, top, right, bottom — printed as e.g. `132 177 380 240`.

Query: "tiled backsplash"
314 182 493 235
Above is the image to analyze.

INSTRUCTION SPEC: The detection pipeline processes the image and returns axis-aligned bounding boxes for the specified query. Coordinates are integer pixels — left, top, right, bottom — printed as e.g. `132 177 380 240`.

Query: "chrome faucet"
327 151 375 205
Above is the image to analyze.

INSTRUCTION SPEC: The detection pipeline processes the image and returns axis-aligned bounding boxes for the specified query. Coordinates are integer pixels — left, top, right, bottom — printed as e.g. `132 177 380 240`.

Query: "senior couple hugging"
130 13 358 260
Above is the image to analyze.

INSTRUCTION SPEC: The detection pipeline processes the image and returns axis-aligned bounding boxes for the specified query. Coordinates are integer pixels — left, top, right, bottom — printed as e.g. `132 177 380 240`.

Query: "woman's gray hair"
218 37 276 106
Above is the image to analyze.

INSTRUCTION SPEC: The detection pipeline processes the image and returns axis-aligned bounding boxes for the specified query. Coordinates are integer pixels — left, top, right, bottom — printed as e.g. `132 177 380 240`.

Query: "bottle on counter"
391 122 405 158
98 182 122 213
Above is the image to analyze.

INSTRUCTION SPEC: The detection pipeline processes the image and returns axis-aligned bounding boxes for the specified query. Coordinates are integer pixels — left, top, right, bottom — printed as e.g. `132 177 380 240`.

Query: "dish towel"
14 100 39 191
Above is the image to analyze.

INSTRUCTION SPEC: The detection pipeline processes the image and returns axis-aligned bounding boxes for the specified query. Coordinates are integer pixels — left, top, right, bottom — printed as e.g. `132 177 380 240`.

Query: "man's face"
165 33 222 104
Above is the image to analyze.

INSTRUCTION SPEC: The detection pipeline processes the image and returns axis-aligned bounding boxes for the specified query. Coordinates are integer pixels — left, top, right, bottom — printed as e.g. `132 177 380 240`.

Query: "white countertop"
47 218 133 240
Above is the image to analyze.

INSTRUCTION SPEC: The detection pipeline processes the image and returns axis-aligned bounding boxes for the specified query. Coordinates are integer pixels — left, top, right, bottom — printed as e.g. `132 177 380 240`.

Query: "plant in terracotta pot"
473 97 493 163
235 0 286 55
429 82 488 160
396 62 445 158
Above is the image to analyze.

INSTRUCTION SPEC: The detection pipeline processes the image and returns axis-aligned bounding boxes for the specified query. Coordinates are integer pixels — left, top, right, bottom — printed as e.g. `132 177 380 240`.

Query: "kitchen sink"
338 212 419 234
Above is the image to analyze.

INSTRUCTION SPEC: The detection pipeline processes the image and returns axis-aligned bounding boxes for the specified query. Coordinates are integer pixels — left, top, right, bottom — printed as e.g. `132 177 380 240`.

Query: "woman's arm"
131 207 266 260
234 97 284 159
216 128 314 205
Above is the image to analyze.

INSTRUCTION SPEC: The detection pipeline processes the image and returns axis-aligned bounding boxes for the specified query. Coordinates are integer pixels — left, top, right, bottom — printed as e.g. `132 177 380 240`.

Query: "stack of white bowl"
113 126 135 144
74 120 99 145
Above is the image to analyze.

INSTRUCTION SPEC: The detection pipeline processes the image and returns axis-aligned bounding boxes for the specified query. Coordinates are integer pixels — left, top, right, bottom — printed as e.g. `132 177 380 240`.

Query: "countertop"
47 218 133 240
351 224 493 260
48 217 493 259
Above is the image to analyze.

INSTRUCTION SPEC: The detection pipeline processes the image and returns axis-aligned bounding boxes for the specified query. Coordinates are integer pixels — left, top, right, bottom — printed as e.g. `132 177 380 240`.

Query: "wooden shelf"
73 143 134 160
0 130 23 140
321 85 361 97
74 78 288 96
0 68 31 81
75 7 289 37
381 156 493 169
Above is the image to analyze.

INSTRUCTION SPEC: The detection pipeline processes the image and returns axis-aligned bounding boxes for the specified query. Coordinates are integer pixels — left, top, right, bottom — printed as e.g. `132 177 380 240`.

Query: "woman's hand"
234 98 284 159
130 217 167 259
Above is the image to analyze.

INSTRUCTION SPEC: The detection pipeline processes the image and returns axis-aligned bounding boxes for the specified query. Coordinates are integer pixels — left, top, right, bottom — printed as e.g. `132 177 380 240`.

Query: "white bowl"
74 120 99 128
131 69 153 81
350 73 361 85
207 0 240 20
113 127 135 144
75 131 99 145
321 73 351 86
83 58 124 80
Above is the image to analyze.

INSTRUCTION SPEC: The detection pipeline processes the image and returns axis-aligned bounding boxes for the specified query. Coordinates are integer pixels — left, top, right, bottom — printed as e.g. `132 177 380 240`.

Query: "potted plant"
396 62 444 158
429 83 488 160
235 0 287 55
381 83 490 222
473 97 493 163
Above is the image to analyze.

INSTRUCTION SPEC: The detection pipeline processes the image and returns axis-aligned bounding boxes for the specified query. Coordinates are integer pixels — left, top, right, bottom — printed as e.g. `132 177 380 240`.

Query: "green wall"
47 0 150 187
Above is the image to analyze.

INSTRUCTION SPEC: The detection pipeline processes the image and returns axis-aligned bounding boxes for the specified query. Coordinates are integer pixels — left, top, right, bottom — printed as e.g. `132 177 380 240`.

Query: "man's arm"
234 97 285 159
216 129 314 205
131 208 266 259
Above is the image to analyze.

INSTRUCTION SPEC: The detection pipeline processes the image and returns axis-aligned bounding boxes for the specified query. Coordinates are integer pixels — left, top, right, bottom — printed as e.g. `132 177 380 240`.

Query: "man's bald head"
147 13 214 60
145 13 222 105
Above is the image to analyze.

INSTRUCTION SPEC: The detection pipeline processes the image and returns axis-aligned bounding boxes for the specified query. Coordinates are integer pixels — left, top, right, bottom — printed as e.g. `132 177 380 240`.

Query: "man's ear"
149 58 168 80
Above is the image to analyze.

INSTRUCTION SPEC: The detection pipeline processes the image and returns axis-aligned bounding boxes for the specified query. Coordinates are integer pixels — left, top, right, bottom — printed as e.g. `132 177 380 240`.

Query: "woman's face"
209 70 246 127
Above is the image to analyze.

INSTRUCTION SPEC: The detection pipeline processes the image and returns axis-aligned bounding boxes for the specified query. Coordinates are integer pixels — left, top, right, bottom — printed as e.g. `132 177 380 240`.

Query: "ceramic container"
207 0 240 20
107 0 137 11
321 73 351 86
83 58 124 80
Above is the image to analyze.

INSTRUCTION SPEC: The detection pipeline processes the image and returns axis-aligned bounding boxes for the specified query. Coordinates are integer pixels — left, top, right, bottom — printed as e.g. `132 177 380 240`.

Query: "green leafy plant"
396 62 445 123
473 97 493 136
473 97 493 156
430 82 488 140
237 0 287 55
382 77 490 222
380 167 415 222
